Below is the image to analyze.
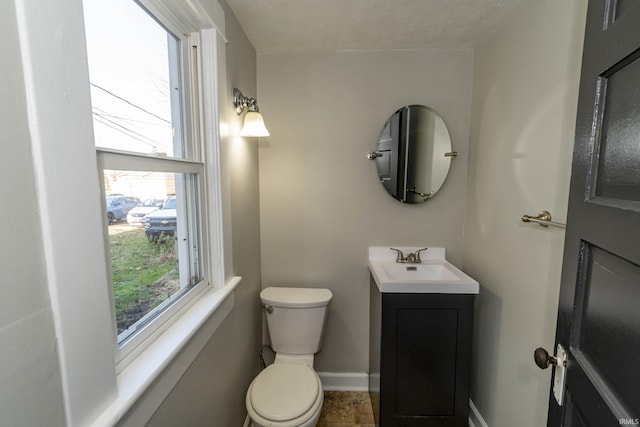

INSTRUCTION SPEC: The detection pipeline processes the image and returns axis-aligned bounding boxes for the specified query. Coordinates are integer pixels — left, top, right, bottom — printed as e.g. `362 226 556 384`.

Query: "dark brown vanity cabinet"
369 278 475 426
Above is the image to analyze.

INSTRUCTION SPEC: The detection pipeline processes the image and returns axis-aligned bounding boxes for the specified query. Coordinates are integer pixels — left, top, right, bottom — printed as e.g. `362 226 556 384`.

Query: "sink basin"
368 247 479 294
381 263 461 282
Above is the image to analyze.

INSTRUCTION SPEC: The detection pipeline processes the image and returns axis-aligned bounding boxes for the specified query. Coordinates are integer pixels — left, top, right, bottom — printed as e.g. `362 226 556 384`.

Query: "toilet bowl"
246 362 323 427
246 287 332 427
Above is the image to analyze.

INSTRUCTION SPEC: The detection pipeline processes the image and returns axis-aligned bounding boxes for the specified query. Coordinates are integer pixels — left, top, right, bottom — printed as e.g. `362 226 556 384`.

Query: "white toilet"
246 287 333 427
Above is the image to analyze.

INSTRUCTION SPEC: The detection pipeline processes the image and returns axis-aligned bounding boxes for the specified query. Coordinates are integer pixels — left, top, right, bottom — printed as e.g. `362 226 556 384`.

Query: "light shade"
240 111 270 137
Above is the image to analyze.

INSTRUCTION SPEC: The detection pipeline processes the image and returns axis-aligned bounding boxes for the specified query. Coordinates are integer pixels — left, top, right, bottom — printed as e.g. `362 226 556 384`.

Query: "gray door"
539 1 640 425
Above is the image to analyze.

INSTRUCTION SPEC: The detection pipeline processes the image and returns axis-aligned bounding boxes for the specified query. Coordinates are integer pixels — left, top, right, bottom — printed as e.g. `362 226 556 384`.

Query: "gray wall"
257 50 474 373
462 0 587 425
0 1 66 425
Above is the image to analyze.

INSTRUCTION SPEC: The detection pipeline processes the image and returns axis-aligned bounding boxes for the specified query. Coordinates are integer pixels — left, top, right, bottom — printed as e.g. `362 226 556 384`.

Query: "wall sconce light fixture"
233 88 270 137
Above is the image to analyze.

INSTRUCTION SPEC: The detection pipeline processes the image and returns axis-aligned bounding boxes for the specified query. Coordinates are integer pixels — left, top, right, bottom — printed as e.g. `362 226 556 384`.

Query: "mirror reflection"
374 105 454 203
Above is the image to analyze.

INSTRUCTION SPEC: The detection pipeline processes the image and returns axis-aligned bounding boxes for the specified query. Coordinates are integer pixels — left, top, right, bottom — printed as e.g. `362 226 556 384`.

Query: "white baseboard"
469 399 489 427
317 372 369 391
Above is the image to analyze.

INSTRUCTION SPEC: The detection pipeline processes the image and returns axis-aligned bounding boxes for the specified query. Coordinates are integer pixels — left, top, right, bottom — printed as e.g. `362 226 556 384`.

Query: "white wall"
0 1 66 425
463 0 587 425
258 50 474 373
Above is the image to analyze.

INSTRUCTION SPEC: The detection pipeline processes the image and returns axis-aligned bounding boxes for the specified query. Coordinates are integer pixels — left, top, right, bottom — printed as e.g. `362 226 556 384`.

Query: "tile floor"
317 391 375 427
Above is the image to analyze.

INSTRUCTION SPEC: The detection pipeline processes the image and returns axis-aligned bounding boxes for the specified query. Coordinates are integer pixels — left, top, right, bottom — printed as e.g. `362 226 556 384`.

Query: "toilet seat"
246 364 323 427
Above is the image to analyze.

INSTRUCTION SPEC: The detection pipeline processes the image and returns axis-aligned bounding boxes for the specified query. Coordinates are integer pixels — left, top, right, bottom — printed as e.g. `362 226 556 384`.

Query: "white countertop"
368 247 479 294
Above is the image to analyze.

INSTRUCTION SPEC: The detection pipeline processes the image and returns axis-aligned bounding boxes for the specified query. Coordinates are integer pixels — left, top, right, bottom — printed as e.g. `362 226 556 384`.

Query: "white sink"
368 247 479 294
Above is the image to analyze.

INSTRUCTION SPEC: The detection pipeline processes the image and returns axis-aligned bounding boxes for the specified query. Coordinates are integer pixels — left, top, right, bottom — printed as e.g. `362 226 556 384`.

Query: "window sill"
91 276 241 427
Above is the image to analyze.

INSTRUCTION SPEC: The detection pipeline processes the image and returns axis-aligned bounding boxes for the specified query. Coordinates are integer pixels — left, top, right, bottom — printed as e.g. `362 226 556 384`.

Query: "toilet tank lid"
261 287 333 308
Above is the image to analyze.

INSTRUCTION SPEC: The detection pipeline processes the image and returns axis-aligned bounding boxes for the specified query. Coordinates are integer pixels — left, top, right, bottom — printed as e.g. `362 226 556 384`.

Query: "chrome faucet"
390 247 428 264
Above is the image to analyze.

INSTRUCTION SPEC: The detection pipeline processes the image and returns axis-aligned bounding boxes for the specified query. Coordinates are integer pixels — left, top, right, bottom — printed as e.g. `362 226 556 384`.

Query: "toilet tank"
261 287 332 355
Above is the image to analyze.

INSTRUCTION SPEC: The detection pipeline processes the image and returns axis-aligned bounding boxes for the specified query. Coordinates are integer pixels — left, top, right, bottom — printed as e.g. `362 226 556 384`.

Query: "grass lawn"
109 229 179 333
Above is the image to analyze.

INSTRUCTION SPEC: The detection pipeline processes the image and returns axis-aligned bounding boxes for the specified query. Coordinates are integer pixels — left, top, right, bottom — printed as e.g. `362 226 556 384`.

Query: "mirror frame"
371 105 455 203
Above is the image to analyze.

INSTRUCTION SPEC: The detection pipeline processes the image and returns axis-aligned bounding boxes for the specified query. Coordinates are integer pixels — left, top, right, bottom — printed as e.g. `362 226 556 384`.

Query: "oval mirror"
372 105 454 203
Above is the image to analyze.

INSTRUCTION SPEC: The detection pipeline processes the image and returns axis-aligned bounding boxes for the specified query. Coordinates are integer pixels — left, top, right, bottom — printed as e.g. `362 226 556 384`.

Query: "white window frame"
99 150 209 367
90 13 213 364
15 0 238 425
97 0 222 369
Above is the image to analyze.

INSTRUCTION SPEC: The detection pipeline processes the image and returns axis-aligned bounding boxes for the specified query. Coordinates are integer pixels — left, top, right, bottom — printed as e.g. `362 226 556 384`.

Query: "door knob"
534 345 568 406
534 347 557 369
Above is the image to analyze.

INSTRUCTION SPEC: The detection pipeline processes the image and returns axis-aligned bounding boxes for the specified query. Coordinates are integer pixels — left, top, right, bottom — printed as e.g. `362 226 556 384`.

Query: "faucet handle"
390 248 405 263
414 247 429 263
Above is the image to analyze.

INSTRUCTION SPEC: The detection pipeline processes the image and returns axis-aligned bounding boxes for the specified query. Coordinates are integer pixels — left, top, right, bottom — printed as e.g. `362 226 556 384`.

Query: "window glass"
83 0 184 158
104 169 202 345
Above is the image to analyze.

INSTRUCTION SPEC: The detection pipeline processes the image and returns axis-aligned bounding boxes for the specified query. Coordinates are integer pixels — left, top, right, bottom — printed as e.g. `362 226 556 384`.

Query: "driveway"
108 222 141 236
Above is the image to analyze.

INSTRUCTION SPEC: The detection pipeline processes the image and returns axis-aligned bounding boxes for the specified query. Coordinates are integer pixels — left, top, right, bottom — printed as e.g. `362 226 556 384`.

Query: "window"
20 0 228 422
83 0 210 359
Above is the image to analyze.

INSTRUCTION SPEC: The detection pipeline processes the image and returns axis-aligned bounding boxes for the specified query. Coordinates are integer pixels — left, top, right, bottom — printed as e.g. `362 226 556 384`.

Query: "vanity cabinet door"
379 293 474 427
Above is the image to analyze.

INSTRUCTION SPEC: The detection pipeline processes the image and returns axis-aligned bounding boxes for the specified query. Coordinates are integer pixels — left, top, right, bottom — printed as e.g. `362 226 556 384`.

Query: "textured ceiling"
225 0 525 53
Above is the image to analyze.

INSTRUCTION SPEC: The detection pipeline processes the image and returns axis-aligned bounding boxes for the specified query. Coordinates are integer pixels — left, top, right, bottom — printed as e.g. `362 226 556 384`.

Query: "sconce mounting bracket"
233 87 259 115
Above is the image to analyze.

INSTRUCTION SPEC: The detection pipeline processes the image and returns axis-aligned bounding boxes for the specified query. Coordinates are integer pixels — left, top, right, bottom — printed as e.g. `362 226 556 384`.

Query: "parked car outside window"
106 196 141 224
144 196 177 240
126 197 165 226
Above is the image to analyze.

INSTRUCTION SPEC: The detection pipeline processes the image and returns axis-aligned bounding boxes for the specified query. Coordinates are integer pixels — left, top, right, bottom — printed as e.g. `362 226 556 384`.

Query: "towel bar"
521 211 566 229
